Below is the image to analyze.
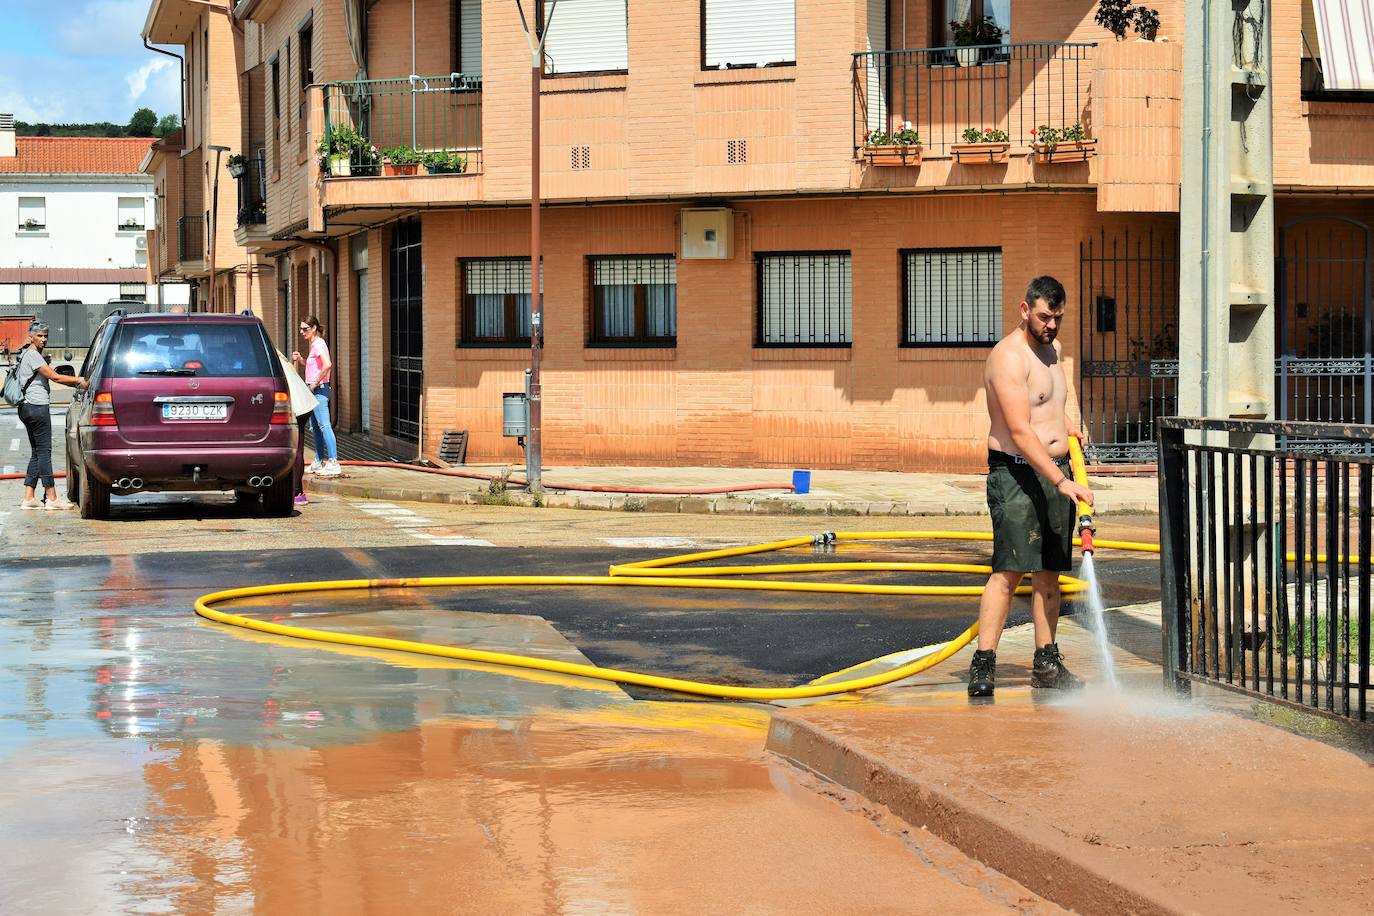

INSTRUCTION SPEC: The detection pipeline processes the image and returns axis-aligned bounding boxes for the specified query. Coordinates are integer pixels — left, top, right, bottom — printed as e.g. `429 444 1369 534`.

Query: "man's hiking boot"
1031 643 1085 690
967 649 996 697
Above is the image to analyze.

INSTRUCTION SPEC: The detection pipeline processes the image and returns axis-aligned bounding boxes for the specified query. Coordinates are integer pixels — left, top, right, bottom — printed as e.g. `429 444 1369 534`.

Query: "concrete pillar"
1179 0 1275 430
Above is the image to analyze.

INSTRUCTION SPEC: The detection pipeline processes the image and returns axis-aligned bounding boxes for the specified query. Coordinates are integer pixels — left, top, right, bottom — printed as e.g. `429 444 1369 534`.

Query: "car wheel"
79 469 110 520
264 475 294 517
66 454 80 503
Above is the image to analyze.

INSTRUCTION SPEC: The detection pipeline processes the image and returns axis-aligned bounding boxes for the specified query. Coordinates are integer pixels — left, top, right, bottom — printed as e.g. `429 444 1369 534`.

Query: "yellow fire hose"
195 444 1163 701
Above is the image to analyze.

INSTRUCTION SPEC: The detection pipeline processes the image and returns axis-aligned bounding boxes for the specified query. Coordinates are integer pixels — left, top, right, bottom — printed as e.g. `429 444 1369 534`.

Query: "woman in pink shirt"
290 315 340 477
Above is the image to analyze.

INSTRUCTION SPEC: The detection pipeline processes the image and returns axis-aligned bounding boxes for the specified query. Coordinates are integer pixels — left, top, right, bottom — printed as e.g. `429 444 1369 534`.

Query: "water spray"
1067 435 1118 688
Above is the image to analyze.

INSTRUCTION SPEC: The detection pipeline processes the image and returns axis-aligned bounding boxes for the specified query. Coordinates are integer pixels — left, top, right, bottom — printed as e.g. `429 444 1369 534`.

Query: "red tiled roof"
0 267 148 282
0 137 156 175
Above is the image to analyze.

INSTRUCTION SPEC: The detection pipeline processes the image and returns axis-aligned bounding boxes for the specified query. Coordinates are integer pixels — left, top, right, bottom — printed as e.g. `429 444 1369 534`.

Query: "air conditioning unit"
135 236 148 250
680 208 734 260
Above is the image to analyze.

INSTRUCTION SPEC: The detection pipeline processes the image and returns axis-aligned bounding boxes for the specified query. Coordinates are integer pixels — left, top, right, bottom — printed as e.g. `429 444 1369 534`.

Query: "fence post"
1158 421 1189 692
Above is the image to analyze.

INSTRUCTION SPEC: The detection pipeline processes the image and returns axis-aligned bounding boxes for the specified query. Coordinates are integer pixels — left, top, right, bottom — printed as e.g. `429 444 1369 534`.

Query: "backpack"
2 348 39 406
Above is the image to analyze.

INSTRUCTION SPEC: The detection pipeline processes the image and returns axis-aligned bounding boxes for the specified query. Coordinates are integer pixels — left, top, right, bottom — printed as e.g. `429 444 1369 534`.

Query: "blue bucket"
791 470 811 495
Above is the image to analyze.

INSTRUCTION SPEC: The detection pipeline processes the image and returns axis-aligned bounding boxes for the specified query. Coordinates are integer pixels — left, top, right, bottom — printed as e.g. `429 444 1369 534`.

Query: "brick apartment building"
139 0 1374 471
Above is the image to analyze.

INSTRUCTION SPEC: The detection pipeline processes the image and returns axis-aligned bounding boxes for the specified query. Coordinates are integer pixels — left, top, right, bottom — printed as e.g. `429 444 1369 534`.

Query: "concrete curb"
765 712 1173 916
307 476 1158 518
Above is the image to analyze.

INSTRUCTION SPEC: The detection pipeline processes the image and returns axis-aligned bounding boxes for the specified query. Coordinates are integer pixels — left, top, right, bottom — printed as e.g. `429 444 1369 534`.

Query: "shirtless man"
969 275 1095 698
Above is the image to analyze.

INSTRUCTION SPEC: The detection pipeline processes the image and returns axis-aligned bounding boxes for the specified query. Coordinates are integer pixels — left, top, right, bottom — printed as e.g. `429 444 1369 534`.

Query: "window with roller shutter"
702 0 795 70
542 0 628 75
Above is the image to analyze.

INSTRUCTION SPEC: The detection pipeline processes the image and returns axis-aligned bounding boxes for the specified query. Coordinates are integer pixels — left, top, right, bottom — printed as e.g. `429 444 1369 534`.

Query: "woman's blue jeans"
308 383 338 462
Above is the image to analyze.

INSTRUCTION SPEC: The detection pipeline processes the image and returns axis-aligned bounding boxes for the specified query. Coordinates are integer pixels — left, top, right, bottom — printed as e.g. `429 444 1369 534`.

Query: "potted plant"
21 217 42 231
382 146 422 177
1094 0 1135 40
1134 6 1161 40
237 202 267 225
422 149 468 175
949 15 1003 66
1032 124 1096 163
226 153 248 178
317 124 377 178
951 127 1011 164
863 122 922 167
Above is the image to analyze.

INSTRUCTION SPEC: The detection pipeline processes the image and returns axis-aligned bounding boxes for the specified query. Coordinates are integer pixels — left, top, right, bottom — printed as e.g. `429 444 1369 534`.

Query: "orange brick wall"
327 193 1178 472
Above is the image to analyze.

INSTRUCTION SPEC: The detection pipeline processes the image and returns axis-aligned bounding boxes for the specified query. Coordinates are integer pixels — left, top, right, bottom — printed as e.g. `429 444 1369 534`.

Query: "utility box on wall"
680 208 734 260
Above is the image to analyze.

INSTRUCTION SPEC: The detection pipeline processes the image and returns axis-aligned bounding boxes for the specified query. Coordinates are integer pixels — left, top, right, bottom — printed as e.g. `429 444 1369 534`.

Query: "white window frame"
902 248 1003 347
543 0 629 75
703 0 796 70
117 197 146 232
18 196 45 231
757 252 851 346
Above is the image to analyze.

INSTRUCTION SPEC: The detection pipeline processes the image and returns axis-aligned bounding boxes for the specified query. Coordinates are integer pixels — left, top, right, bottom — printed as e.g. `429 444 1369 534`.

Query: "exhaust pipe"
248 476 262 487
130 478 143 490
115 478 131 489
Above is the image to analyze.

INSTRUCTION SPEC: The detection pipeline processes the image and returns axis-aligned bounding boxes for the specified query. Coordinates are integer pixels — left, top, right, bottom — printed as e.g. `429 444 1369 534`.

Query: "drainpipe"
143 39 185 137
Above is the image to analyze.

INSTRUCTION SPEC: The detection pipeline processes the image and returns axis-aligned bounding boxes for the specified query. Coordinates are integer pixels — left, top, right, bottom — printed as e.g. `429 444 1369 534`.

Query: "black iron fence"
322 74 483 176
235 152 267 226
177 215 204 263
1159 417 1372 727
852 42 1095 156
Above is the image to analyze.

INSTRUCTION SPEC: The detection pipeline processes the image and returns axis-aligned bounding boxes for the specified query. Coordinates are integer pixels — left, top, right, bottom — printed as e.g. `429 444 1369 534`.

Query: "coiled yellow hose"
195 449 1163 701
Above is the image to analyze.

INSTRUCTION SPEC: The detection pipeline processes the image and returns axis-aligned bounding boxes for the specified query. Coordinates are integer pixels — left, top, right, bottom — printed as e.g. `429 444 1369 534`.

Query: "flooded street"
0 488 1153 912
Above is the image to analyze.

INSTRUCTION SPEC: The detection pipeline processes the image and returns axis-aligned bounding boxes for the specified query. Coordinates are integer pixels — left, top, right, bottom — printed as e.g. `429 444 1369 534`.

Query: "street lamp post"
208 144 230 313
515 0 557 497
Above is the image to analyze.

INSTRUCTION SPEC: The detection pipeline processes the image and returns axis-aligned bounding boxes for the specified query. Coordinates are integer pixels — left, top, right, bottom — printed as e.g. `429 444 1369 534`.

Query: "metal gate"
388 217 422 441
1078 227 1180 463
1276 215 1373 439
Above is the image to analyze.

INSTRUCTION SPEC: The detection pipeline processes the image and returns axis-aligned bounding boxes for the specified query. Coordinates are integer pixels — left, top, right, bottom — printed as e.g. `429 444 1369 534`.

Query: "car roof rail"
240 309 254 317
109 307 128 318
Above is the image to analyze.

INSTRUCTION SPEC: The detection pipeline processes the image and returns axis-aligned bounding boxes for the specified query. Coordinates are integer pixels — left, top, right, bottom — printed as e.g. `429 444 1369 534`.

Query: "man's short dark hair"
1025 276 1066 310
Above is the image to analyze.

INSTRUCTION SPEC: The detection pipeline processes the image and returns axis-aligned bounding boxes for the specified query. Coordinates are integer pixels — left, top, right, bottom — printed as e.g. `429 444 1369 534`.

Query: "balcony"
176 215 204 270
321 74 482 179
853 42 1096 159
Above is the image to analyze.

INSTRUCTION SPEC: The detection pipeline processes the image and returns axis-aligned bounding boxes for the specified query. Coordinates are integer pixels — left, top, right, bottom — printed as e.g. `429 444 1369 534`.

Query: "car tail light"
92 391 117 427
271 390 291 425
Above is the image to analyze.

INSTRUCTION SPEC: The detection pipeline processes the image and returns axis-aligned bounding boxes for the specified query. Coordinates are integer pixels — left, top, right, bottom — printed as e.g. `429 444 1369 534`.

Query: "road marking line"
359 507 414 515
408 531 494 546
598 537 744 549
387 517 435 527
7 439 16 451
351 501 401 509
2 466 12 474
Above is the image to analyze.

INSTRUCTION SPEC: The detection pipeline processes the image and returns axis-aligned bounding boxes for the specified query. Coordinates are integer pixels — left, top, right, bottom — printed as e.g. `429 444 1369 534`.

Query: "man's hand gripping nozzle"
1067 435 1095 556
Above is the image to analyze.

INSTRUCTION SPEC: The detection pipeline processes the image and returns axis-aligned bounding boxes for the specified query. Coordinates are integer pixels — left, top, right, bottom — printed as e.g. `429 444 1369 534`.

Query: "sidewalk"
308 462 1161 517
766 612 1374 915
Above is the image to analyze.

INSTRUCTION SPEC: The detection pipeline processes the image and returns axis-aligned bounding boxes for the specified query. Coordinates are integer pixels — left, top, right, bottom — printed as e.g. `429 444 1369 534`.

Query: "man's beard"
1034 326 1057 344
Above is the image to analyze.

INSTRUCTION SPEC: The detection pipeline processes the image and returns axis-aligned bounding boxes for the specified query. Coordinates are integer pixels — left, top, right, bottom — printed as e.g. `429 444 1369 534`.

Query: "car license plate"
163 403 227 421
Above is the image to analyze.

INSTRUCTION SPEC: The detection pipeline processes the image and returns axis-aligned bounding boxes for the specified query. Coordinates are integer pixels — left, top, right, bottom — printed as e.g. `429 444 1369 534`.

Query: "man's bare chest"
1027 358 1063 407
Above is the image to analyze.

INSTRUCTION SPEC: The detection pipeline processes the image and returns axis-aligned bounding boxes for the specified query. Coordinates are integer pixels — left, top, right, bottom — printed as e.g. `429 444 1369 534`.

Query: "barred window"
119 282 147 302
903 248 1002 346
461 258 542 345
590 256 676 345
757 252 851 346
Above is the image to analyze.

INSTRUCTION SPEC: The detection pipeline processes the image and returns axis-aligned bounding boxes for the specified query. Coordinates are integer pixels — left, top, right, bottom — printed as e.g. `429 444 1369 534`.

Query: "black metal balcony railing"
853 42 1095 156
235 153 268 226
1160 417 1372 727
322 74 482 176
177 215 204 263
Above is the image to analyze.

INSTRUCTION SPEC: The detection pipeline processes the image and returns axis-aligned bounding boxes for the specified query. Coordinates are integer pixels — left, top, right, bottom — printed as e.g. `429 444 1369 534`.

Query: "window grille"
903 248 1002 346
461 258 542 344
119 283 147 302
590 256 676 345
757 252 851 346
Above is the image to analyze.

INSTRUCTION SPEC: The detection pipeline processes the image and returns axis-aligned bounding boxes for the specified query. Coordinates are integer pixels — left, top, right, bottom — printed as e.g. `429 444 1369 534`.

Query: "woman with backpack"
13 321 87 510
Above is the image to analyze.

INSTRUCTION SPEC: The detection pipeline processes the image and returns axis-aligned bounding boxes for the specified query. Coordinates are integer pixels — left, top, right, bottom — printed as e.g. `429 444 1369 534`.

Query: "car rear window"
107 322 275 378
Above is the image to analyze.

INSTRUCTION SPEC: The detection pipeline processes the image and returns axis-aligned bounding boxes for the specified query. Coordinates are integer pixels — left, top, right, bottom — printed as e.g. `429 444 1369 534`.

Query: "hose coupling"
812 531 837 545
1078 514 1096 555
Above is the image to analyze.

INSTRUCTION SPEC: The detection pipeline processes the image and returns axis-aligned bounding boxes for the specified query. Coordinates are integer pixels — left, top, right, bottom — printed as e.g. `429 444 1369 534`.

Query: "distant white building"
0 113 189 310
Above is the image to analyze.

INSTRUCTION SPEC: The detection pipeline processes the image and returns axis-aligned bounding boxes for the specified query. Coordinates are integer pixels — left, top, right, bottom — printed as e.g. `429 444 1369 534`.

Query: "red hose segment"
339 460 795 495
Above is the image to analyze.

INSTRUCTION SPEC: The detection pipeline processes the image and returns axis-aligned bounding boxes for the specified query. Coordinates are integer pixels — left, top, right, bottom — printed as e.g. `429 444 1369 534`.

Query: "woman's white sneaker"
317 460 342 477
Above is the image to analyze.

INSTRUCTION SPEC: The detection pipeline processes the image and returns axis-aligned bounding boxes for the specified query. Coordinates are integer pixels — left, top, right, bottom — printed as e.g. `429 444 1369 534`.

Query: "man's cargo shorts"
986 450 1075 573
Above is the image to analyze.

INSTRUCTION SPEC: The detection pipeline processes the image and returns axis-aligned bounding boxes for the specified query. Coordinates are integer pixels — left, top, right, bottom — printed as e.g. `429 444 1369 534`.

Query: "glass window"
903 248 1002 346
18 196 45 230
757 252 851 346
461 259 543 345
107 322 275 378
118 197 145 231
590 256 676 345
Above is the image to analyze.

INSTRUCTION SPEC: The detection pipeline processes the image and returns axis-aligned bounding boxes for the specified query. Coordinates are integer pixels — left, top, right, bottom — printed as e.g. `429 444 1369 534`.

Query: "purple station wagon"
65 312 298 519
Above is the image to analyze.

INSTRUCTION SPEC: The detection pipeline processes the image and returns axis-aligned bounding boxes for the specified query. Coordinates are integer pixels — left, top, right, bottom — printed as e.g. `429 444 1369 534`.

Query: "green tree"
154 114 180 137
127 108 158 136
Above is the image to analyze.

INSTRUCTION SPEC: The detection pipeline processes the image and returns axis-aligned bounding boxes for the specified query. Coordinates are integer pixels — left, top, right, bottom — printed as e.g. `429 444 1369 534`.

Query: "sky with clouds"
0 0 181 125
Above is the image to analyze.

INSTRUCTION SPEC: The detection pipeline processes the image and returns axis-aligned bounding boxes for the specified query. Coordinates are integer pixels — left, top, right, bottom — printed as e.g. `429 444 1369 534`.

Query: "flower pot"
327 154 351 177
864 144 922 167
955 46 981 68
425 163 466 175
1032 139 1096 164
227 162 246 179
951 141 1011 164
383 162 419 177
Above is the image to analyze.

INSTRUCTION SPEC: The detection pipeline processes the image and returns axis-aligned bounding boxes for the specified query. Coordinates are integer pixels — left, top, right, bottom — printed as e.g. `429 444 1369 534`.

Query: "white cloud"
57 0 149 58
126 58 173 101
